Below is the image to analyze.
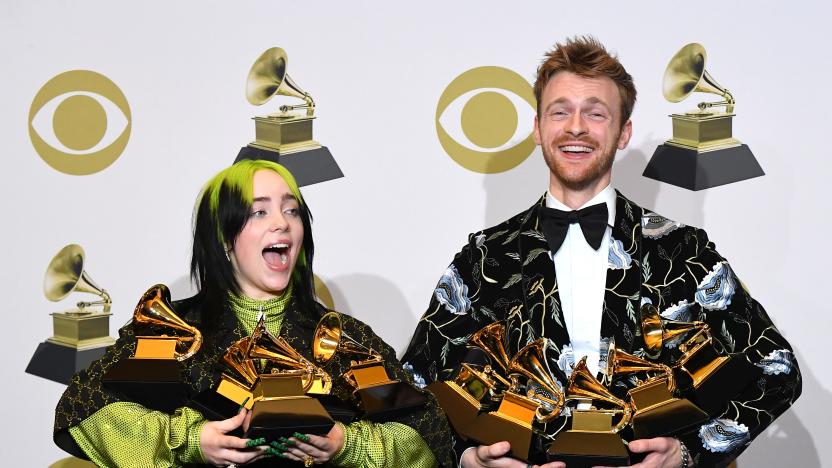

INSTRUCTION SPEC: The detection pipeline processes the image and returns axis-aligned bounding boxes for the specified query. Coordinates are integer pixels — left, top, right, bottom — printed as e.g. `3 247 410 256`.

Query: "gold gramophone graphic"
426 322 541 462
314 311 426 418
640 303 754 416
235 46 343 187
26 244 116 384
604 338 707 439
547 357 632 467
643 43 764 190
102 284 201 412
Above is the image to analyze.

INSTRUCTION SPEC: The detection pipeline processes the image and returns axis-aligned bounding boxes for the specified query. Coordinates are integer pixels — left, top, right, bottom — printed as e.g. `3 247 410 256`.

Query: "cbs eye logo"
436 66 536 174
29 70 131 175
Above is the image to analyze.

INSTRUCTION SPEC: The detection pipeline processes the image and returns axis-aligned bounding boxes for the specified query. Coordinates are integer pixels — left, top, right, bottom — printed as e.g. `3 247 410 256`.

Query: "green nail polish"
293 432 310 442
270 441 289 451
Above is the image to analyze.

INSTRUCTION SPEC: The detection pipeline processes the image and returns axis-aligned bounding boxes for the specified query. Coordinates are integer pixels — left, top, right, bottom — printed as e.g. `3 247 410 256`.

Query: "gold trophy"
641 304 755 415
427 323 541 462
241 317 334 439
235 46 343 187
26 244 116 384
102 284 202 412
547 357 632 467
605 338 707 438
643 43 763 190
314 311 426 418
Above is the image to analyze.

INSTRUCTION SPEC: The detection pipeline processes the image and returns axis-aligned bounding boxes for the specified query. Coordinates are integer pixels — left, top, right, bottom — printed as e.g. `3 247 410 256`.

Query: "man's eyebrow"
584 97 611 109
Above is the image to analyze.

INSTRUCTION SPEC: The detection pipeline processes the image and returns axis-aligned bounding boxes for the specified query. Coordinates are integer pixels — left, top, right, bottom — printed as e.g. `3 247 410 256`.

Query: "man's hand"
199 409 266 466
461 441 566 468
594 437 682 468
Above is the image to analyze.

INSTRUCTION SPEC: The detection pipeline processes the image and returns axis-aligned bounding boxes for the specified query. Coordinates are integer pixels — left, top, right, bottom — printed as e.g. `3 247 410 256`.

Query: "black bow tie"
539 203 609 252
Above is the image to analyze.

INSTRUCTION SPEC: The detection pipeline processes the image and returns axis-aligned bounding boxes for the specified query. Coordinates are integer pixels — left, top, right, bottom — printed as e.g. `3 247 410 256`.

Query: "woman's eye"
284 208 299 217
250 209 267 218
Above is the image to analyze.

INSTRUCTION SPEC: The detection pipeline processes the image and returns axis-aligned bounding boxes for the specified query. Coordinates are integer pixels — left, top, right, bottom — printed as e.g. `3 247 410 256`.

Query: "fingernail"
246 437 266 447
279 437 295 446
238 396 251 412
267 447 285 456
293 432 310 442
270 441 289 451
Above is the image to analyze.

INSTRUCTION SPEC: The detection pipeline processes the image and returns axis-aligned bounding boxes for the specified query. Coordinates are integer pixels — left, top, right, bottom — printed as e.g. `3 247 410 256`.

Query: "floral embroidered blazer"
402 191 801 466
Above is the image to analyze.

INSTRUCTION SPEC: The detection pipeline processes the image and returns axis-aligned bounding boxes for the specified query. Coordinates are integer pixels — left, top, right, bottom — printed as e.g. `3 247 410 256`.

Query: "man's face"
534 71 632 192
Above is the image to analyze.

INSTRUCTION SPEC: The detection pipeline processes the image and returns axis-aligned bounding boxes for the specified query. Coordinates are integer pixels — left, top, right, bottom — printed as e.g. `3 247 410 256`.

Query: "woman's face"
229 169 304 299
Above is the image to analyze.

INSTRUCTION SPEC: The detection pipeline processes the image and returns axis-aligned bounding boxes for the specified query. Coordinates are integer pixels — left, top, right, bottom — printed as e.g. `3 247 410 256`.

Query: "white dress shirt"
546 185 616 377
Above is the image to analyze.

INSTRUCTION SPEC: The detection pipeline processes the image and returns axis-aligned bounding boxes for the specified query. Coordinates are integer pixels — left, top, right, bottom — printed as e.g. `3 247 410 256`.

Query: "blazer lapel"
599 191 644 354
508 195 571 356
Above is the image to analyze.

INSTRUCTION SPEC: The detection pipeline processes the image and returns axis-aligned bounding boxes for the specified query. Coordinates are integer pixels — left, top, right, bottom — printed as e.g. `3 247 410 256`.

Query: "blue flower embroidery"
557 344 576 378
756 349 795 375
661 300 693 322
435 265 472 315
402 362 426 388
695 261 736 310
698 419 750 453
642 212 683 239
608 237 632 270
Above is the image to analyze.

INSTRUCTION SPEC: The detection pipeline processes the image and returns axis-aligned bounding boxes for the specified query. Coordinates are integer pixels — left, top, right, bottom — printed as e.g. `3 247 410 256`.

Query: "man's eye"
587 112 607 120
549 111 568 120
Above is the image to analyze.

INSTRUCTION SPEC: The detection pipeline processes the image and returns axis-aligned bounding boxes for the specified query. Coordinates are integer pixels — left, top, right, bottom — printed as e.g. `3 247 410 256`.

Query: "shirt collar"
545 184 616 227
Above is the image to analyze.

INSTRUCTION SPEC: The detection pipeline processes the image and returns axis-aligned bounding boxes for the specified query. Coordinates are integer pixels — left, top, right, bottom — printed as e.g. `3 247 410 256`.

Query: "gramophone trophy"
643 43 764 190
547 358 632 467
102 284 202 412
234 46 343 187
26 244 116 384
314 311 426 419
605 338 707 438
641 303 755 415
190 316 339 433
426 323 542 462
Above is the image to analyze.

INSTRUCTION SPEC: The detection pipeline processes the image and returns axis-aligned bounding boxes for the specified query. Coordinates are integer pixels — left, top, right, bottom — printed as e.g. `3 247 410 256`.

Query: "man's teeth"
560 145 593 153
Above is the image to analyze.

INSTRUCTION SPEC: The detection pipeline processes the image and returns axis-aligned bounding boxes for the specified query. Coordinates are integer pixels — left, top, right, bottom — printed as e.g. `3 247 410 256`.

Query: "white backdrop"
1 1 829 466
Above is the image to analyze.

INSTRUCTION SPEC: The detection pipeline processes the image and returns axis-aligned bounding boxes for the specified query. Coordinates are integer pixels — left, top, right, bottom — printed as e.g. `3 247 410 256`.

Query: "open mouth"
558 145 594 154
263 243 290 267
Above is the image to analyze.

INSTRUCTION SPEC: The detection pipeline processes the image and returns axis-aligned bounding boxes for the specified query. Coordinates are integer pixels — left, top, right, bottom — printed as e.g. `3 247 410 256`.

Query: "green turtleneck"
228 282 293 335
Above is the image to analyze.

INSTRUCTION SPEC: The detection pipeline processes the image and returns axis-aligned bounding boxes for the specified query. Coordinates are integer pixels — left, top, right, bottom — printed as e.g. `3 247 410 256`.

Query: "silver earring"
225 249 231 261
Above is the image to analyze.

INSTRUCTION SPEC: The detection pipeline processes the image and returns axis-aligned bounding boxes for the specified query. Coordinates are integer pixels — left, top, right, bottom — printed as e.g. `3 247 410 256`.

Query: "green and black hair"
190 160 317 327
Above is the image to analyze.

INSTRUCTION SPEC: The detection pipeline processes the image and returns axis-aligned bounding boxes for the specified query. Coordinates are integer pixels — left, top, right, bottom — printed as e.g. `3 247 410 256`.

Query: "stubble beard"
542 136 618 192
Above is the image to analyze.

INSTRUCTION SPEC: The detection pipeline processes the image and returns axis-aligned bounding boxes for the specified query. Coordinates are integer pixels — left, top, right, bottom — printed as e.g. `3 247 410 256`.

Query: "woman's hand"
594 437 682 468
281 423 345 465
200 409 266 466
461 441 566 468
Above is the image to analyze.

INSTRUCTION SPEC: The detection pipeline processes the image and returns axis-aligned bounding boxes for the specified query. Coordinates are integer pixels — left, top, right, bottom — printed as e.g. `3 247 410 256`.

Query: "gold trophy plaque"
235 47 343 187
643 43 764 190
26 244 116 384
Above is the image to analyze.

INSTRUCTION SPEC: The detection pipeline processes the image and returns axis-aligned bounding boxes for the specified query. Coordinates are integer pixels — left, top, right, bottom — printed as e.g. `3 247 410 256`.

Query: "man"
402 36 801 468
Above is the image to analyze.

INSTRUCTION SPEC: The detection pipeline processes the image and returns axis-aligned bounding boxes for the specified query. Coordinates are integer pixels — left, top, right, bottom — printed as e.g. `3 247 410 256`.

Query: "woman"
54 160 454 467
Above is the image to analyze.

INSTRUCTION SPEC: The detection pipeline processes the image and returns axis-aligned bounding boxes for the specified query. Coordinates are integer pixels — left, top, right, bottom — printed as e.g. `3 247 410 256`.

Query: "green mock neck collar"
228 283 292 335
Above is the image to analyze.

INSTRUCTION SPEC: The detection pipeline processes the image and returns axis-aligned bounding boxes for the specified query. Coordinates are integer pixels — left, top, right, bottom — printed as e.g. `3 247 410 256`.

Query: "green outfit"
55 290 453 467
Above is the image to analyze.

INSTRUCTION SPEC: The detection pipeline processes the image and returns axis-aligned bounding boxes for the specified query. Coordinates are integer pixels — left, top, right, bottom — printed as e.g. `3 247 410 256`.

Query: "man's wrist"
678 439 691 468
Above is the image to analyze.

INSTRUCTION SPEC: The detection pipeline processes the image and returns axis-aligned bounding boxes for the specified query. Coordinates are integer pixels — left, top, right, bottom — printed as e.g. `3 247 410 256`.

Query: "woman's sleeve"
69 402 207 468
331 420 436 468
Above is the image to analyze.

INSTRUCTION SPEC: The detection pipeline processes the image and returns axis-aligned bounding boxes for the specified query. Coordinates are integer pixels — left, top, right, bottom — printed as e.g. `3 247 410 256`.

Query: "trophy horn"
566 358 633 433
44 244 111 313
662 43 735 113
251 317 332 394
313 311 380 365
469 321 513 375
640 303 709 357
246 46 315 115
508 339 565 422
220 337 260 388
133 284 203 361
605 338 676 393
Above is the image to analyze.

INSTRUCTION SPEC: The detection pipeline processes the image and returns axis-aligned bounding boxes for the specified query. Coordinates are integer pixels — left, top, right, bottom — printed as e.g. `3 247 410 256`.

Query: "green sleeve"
68 402 207 468
330 420 437 468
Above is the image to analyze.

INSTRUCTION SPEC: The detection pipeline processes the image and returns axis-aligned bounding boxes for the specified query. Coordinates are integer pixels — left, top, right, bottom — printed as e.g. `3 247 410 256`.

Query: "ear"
617 119 632 150
533 114 541 145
